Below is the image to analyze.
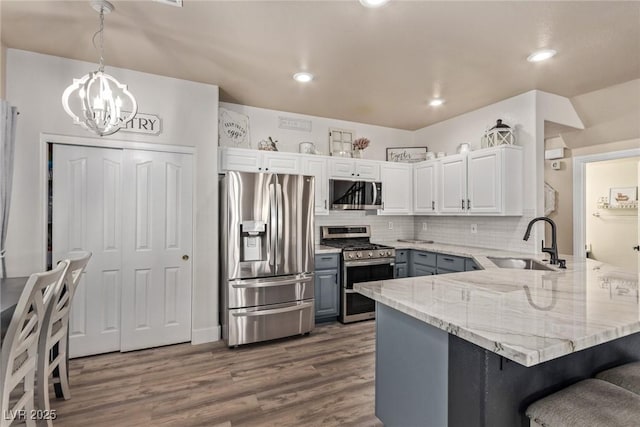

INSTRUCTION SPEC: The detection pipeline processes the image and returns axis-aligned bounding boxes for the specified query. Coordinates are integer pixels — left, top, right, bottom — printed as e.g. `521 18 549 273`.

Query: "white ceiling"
1 1 639 131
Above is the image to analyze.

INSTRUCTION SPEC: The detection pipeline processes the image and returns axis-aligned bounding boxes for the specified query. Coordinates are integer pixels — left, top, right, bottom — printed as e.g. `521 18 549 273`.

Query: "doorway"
574 148 640 272
585 157 639 271
49 142 194 357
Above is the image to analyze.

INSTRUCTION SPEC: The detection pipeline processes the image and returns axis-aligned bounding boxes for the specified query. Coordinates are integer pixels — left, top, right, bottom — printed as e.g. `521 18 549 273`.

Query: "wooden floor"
51 321 381 427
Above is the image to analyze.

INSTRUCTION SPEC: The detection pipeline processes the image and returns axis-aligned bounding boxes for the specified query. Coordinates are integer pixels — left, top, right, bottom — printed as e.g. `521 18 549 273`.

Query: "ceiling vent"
153 0 182 7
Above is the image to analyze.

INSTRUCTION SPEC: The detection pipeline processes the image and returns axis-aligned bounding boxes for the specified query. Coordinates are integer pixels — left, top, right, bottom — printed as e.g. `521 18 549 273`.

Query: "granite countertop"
355 242 639 367
315 245 342 255
372 239 566 271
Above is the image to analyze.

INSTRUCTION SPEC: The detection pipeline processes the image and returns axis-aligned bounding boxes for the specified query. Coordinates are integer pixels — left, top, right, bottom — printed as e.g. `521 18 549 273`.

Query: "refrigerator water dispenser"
240 220 266 262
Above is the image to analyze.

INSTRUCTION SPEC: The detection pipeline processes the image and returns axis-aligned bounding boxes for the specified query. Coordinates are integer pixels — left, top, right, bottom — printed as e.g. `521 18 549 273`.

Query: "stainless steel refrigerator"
220 171 315 346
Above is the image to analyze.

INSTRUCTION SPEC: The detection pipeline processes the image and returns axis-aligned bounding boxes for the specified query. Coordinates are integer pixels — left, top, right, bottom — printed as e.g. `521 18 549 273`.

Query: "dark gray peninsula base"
375 303 640 427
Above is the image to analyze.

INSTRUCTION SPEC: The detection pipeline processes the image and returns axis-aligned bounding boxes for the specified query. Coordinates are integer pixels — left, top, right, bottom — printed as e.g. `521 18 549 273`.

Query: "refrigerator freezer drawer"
227 300 315 346
227 274 314 309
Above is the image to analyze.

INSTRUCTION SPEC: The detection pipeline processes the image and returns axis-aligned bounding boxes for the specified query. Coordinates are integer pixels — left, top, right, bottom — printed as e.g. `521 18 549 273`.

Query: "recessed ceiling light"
429 99 445 107
293 72 314 83
359 0 390 8
527 49 557 62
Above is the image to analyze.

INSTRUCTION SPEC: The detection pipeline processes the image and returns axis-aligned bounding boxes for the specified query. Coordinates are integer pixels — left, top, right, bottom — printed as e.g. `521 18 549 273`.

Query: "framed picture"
386 147 428 163
219 108 251 148
609 187 637 208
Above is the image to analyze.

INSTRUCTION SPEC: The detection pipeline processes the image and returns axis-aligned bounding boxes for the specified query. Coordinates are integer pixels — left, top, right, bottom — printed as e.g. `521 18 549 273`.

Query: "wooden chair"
0 261 69 427
36 252 92 426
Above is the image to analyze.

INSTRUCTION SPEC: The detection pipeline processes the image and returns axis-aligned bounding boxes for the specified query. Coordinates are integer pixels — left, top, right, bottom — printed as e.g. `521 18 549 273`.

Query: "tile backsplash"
315 212 415 243
316 210 537 253
413 210 537 253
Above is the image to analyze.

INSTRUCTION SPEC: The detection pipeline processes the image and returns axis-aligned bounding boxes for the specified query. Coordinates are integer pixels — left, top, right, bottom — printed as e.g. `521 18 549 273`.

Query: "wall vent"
153 0 183 7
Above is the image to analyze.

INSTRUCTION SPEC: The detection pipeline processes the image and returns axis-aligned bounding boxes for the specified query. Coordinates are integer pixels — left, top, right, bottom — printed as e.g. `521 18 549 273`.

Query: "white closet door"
120 150 193 351
53 145 123 358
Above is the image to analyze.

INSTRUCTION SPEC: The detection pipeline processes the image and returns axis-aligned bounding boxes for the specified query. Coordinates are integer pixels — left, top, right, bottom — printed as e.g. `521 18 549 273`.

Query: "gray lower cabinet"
395 250 409 278
465 258 481 271
414 264 436 276
408 250 480 277
314 254 340 322
395 263 408 278
410 250 437 277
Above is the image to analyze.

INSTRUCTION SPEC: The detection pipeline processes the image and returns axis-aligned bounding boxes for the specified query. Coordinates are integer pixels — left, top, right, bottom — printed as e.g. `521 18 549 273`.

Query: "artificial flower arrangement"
353 137 370 150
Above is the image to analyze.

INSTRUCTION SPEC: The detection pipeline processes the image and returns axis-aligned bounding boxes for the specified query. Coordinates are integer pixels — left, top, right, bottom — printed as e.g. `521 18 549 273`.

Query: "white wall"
586 157 638 271
220 102 415 161
6 49 220 343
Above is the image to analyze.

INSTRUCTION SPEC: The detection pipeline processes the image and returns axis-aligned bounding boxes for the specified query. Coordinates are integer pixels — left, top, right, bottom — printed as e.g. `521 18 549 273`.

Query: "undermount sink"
487 257 553 271
397 239 434 244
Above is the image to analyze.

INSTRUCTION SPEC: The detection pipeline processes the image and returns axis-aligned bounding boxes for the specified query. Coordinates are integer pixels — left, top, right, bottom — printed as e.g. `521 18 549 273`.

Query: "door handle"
634 245 640 251
432 200 435 210
461 199 465 210
182 255 189 261
467 199 470 210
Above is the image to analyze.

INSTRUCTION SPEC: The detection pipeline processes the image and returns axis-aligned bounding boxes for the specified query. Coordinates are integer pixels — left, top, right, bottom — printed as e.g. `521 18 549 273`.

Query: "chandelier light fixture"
62 0 137 136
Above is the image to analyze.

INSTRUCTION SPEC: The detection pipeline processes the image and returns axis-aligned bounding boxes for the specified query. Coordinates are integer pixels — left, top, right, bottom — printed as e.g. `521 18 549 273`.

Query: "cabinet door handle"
432 201 435 210
324 199 327 209
442 257 454 262
467 199 470 210
461 199 465 210
320 256 333 261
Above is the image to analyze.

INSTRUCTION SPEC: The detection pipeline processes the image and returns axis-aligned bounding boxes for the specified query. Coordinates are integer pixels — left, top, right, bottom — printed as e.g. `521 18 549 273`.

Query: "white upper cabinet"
467 149 501 214
219 147 300 174
328 158 380 181
413 160 438 215
438 146 522 216
302 157 329 215
439 154 467 214
379 162 413 215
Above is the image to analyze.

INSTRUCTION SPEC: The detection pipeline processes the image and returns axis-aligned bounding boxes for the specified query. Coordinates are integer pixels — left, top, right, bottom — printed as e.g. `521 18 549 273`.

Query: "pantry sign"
120 112 163 136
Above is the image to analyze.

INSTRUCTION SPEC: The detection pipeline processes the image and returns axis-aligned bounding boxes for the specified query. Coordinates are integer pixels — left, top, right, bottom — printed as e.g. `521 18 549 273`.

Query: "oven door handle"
344 259 395 267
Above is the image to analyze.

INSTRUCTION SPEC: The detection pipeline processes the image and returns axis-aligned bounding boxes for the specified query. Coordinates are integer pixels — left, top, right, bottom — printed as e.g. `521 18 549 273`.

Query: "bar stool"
0 261 69 427
36 252 92 426
526 378 640 427
596 361 640 395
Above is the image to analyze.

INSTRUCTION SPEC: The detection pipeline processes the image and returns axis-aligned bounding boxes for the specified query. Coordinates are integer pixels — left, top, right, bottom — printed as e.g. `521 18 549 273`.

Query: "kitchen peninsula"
355 251 640 427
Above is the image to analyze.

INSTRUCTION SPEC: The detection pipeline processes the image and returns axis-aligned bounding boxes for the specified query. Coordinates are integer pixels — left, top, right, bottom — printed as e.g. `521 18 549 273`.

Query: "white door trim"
572 147 640 259
40 132 196 154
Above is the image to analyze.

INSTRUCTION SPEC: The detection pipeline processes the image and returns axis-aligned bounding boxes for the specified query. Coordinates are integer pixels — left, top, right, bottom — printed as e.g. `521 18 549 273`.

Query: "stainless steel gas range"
321 226 395 323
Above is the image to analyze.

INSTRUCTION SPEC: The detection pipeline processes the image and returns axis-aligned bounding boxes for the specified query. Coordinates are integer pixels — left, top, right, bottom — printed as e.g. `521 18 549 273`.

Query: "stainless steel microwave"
329 179 382 210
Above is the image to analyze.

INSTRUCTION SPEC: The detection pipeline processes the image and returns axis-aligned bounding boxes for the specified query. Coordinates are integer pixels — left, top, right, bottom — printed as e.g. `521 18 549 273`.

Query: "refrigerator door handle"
231 275 313 289
275 181 284 268
269 181 277 267
231 301 314 317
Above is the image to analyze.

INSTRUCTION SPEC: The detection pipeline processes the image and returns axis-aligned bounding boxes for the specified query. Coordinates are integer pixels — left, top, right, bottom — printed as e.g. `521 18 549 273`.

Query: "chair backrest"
0 261 69 409
44 251 92 332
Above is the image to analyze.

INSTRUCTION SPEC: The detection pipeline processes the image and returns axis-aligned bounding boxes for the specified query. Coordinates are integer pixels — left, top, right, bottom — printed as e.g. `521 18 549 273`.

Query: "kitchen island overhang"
356 259 640 427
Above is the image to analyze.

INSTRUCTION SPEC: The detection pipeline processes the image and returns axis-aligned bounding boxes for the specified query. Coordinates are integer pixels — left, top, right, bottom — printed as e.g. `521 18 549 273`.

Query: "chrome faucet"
523 217 566 268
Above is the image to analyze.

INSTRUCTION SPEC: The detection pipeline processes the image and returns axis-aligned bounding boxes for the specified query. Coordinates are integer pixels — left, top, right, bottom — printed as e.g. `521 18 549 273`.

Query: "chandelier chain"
91 6 106 72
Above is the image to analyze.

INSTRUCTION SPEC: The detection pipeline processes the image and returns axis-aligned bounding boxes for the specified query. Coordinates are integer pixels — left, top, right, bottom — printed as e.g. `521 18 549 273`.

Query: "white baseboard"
192 325 221 344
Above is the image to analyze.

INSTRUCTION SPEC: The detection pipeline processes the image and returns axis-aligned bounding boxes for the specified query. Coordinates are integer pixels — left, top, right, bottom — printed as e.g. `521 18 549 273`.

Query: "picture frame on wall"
219 107 251 148
608 186 638 208
386 147 428 163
